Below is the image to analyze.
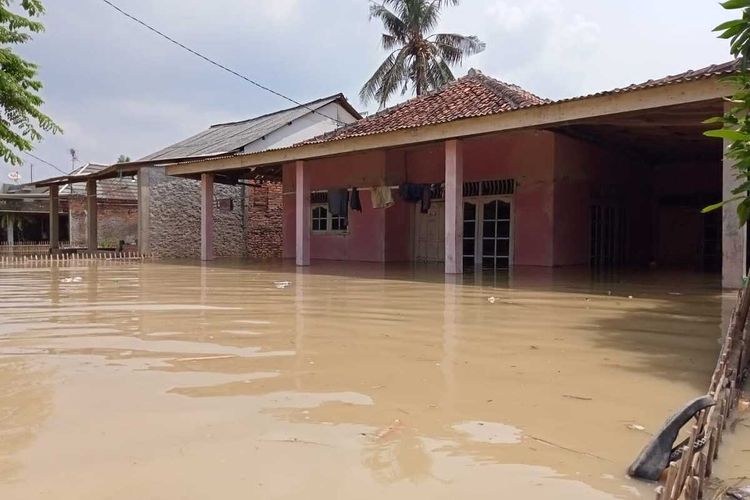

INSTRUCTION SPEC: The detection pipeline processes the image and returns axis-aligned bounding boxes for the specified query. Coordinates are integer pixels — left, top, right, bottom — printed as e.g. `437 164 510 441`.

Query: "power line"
22 151 68 176
98 0 346 126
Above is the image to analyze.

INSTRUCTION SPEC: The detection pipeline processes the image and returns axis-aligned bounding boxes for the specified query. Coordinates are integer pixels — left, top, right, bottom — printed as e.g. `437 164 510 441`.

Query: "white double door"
414 196 512 270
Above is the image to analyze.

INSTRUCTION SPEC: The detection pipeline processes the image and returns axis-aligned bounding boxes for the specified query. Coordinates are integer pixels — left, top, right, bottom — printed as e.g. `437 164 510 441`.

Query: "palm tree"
360 0 485 108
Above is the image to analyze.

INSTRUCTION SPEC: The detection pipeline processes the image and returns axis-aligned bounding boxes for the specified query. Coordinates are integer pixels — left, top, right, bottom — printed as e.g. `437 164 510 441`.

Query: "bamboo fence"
0 241 75 255
0 252 154 264
655 286 750 500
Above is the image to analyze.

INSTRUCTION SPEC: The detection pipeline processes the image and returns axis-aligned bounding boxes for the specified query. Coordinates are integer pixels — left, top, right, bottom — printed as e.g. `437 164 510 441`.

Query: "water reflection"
0 260 733 499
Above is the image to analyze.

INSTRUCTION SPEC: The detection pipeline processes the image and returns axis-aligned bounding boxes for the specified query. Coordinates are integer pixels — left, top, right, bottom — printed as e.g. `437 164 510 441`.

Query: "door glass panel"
485 200 498 219
482 238 495 256
498 221 510 238
462 201 477 268
483 220 496 238
498 202 510 219
498 239 510 255
480 199 511 270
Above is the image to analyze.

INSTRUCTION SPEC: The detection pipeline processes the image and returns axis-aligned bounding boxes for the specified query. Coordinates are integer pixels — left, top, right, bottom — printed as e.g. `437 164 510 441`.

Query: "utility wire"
98 0 346 126
22 151 68 176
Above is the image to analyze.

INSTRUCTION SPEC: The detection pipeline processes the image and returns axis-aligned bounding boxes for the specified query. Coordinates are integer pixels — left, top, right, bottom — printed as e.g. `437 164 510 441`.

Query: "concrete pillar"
295 160 311 266
86 179 98 252
200 173 215 261
49 184 59 251
445 139 464 274
5 214 14 246
722 109 747 288
137 168 150 254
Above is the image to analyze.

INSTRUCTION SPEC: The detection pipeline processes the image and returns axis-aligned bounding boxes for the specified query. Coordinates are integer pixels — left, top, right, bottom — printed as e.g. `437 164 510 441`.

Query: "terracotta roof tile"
300 60 738 146
301 69 547 145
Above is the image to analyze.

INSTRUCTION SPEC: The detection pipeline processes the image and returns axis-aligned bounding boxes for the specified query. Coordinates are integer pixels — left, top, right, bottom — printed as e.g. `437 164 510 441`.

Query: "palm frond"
381 33 400 50
430 33 486 63
369 3 407 41
425 57 455 90
360 48 409 107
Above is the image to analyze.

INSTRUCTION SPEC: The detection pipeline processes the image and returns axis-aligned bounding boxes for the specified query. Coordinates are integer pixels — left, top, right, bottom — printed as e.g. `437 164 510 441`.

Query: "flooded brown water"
0 261 742 499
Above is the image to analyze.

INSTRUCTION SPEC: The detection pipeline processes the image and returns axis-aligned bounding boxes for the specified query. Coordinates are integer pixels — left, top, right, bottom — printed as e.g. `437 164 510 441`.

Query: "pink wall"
282 130 560 265
283 129 707 268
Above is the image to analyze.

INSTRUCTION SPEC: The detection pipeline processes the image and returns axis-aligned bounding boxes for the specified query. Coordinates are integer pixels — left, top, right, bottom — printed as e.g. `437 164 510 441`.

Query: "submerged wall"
139 167 282 259
281 129 720 268
282 130 559 265
69 196 138 248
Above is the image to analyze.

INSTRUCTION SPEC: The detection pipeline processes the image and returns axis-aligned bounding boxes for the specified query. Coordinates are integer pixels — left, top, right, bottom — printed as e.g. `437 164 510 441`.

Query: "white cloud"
1 0 735 180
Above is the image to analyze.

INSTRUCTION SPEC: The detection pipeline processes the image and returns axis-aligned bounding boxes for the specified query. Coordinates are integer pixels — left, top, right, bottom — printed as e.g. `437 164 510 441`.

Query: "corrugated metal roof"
139 94 359 162
63 163 138 200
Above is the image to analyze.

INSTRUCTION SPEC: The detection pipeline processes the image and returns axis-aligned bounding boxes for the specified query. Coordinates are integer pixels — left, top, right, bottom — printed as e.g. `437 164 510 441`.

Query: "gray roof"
63 163 138 200
139 94 360 163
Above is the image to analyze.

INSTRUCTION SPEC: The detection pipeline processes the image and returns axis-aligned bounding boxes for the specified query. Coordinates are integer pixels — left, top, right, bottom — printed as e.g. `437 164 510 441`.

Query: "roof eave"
165 75 733 178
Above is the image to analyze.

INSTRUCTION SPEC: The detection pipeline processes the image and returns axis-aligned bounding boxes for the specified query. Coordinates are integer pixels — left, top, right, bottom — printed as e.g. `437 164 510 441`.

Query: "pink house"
165 61 741 287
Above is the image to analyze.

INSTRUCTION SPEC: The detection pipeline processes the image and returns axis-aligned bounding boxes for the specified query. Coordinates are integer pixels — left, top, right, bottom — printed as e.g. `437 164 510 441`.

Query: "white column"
5 214 14 246
200 173 215 261
445 139 464 274
722 108 747 288
86 179 98 252
295 160 311 266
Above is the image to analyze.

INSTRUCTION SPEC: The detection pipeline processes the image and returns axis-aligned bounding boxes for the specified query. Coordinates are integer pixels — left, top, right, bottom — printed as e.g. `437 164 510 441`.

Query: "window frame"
311 203 348 234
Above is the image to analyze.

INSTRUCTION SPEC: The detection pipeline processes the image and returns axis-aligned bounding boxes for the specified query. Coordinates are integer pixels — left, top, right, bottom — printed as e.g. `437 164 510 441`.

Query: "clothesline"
282 185 404 196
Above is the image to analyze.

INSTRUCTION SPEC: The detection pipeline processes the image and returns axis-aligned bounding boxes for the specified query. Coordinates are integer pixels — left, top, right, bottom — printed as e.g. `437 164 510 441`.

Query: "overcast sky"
1 0 735 181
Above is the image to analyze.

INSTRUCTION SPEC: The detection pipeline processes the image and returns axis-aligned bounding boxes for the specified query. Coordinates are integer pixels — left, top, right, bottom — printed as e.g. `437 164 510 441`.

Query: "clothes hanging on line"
328 188 349 217
398 183 432 214
350 187 362 212
371 186 394 209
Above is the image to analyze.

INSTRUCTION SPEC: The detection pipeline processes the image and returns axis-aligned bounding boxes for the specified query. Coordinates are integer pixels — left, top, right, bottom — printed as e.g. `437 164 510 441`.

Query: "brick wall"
141 167 282 259
68 196 138 247
246 182 283 259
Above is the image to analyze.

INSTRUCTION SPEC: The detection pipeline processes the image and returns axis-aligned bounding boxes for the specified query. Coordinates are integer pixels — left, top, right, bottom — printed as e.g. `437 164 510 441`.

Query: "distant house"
63 163 138 249
135 94 361 258
0 182 69 246
31 93 362 258
1 163 137 251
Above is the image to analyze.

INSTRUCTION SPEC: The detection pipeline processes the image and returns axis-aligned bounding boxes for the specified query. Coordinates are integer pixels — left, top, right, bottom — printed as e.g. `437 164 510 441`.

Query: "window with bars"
311 205 347 233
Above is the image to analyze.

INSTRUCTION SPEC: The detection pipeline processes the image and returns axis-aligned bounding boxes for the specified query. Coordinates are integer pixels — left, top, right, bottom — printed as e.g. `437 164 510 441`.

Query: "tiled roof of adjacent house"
300 60 738 147
302 69 547 145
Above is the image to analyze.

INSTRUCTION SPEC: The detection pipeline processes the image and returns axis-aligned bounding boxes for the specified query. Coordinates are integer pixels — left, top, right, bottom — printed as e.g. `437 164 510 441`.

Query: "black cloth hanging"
328 189 349 217
421 184 433 214
399 183 431 213
350 187 362 212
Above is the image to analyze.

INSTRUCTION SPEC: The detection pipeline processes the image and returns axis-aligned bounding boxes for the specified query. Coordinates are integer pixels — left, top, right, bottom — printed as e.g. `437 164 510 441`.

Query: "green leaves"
704 128 750 141
0 0 60 166
721 0 750 9
361 0 484 107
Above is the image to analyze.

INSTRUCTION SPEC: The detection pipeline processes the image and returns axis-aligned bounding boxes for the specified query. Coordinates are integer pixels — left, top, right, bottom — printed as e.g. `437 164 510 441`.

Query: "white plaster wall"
242 102 359 154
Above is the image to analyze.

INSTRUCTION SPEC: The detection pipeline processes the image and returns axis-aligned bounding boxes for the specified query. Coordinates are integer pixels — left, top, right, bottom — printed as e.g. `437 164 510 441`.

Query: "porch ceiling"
549 99 724 162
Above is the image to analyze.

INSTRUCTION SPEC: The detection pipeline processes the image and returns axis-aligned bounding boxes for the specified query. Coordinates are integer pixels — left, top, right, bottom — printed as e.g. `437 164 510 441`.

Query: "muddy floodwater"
0 261 745 499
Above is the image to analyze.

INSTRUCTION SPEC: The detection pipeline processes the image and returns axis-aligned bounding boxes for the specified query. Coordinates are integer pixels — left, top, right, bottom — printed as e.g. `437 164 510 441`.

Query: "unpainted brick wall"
68 196 138 247
246 182 283 259
144 167 282 259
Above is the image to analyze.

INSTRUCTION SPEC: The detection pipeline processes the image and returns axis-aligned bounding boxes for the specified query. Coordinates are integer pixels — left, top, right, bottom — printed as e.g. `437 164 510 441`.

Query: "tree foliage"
360 0 485 108
116 154 131 163
705 0 750 225
0 0 60 166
